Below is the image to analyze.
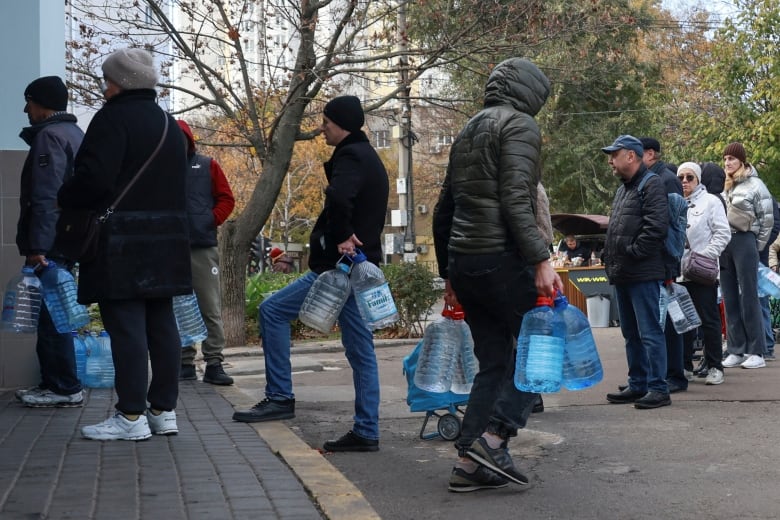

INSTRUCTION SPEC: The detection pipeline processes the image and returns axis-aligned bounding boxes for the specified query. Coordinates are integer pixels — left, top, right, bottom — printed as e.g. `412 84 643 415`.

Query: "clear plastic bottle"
39 262 90 333
299 263 352 333
515 296 565 393
666 283 701 334
349 250 398 330
757 264 780 298
173 292 208 347
414 307 459 393
72 331 87 385
449 306 479 395
84 331 114 388
2 266 42 333
554 293 603 390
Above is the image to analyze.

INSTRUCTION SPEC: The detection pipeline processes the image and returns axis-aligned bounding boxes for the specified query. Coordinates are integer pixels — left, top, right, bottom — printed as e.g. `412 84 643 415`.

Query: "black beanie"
24 76 68 111
323 95 364 133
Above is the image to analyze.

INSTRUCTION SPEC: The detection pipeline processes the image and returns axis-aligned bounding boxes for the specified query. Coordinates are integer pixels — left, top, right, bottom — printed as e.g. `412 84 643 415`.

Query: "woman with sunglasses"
677 162 731 384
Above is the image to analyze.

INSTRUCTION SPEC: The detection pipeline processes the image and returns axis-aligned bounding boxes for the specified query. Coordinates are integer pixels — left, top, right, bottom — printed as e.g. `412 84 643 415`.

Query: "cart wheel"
437 413 461 441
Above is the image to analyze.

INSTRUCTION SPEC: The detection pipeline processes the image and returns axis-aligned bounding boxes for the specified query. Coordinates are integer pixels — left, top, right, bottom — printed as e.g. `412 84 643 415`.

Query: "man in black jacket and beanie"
233 96 389 454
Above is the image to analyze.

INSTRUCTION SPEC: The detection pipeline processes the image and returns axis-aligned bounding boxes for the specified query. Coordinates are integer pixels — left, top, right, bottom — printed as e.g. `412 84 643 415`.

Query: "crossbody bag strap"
100 112 170 222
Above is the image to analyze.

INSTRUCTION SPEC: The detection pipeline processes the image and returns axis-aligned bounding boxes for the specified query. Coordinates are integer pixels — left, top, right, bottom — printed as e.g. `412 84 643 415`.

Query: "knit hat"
676 161 702 182
102 48 158 90
700 162 725 195
24 76 68 111
269 247 284 261
323 95 364 133
723 142 746 164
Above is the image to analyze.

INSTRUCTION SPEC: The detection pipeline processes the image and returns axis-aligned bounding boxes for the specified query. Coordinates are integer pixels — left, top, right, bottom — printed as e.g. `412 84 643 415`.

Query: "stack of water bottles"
83 330 115 388
665 282 701 334
173 292 208 347
39 262 90 333
515 292 603 393
349 250 399 330
414 304 478 394
2 266 42 333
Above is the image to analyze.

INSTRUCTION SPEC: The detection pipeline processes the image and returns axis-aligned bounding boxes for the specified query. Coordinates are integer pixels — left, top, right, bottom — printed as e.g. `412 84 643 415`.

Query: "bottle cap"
535 295 553 307
352 249 367 263
336 262 350 273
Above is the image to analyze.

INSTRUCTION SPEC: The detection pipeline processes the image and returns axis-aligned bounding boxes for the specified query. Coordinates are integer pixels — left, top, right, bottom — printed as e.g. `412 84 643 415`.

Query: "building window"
375 130 390 149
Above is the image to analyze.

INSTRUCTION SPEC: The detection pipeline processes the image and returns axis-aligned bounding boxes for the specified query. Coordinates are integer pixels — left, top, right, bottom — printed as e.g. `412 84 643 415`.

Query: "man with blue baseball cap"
600 134 671 410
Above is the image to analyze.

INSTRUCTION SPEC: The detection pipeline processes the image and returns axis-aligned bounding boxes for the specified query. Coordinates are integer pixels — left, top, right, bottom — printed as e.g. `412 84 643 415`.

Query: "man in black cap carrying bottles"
233 96 390 453
15 76 85 408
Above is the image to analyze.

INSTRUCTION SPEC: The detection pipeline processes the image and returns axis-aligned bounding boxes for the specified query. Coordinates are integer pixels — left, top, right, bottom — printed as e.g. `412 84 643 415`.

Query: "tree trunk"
220 221 247 347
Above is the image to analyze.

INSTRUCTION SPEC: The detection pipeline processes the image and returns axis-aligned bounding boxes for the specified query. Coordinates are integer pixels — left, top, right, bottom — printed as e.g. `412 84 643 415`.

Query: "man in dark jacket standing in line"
177 120 235 386
232 96 389 454
602 135 671 409
433 58 563 493
58 48 191 441
15 76 84 408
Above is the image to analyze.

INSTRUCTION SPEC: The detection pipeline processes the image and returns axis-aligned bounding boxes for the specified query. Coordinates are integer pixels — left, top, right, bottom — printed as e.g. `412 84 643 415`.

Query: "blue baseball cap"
601 135 644 157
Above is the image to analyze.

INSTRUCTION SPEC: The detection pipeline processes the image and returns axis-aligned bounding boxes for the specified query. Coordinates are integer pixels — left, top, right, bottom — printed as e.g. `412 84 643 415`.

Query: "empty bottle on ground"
173 292 208 347
2 266 42 333
666 283 701 334
299 263 352 333
757 264 780 298
515 296 565 393
414 306 460 393
349 250 398 330
39 262 90 333
84 331 114 388
554 293 603 390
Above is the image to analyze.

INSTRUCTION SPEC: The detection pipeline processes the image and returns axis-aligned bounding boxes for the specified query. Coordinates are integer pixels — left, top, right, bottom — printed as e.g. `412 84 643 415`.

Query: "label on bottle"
356 283 397 321
667 299 686 323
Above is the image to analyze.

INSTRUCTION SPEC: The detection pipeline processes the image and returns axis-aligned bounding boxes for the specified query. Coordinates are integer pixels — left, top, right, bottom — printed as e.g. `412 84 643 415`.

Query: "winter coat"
680 184 731 280
308 131 389 274
16 113 84 258
724 165 774 251
432 58 551 278
57 89 191 303
602 165 668 284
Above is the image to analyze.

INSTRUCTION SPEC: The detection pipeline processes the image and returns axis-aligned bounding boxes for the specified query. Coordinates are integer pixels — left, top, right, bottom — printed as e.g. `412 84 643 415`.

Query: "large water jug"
173 292 208 347
554 293 603 390
84 331 114 388
449 306 479 395
666 283 701 334
2 266 42 333
72 331 87 384
299 263 352 333
349 250 399 330
39 262 90 333
757 264 780 298
414 307 459 393
515 296 565 393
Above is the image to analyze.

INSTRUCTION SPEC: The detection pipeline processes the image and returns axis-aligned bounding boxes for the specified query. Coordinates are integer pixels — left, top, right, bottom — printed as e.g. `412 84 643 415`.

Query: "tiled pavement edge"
0 379 377 519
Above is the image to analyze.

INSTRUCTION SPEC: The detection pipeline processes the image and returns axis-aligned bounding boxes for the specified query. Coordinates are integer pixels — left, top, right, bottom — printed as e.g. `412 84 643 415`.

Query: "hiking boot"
704 367 724 385
21 389 83 408
203 363 234 385
448 466 508 493
232 398 295 423
323 430 379 452
633 391 671 410
81 413 152 441
147 409 178 435
15 385 45 402
180 365 197 381
466 437 529 486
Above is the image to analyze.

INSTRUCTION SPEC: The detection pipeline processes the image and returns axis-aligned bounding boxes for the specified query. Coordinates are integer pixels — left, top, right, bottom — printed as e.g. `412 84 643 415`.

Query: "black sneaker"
232 398 295 423
448 466 508 493
466 437 529 486
203 363 234 386
634 391 671 410
323 430 379 452
180 365 197 381
532 395 544 413
606 387 645 404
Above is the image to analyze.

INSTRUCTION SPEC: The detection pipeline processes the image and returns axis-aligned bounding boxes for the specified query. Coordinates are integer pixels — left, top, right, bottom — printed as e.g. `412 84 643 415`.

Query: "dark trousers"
36 304 82 395
665 314 687 388
720 232 764 356
448 252 538 455
99 298 181 414
682 281 723 371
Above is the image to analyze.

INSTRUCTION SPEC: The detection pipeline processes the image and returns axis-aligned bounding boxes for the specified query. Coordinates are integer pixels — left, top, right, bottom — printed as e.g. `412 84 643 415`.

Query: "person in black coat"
58 48 191 441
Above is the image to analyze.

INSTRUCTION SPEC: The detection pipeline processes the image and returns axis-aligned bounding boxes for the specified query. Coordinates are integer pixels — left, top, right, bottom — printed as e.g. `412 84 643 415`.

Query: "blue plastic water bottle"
349 250 399 330
173 292 208 347
554 293 603 390
298 263 352 333
515 296 565 393
2 266 42 333
84 331 114 388
414 307 459 393
666 283 701 334
449 306 479 395
757 264 780 298
39 262 90 333
72 331 87 384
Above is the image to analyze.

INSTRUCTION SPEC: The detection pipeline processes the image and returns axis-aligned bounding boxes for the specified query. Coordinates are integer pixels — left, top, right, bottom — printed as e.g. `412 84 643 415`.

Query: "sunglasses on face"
678 174 696 182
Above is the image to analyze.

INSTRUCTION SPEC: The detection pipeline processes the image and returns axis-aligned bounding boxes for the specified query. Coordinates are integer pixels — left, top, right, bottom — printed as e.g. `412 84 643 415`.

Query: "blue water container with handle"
39 262 90 333
554 293 603 390
299 262 352 333
515 296 565 393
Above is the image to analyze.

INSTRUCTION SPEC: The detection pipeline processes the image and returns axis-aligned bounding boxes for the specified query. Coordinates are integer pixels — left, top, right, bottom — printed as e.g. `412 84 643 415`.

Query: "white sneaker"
740 354 766 369
147 409 178 435
722 354 744 368
81 413 152 441
15 385 45 402
705 367 724 385
684 370 694 381
21 389 83 408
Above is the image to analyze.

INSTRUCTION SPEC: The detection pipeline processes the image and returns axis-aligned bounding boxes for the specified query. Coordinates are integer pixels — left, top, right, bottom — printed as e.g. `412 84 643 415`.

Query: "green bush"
382 262 443 337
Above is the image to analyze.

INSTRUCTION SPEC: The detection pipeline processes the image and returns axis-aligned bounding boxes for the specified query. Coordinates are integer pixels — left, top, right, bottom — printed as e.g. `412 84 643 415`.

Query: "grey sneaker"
81 413 152 441
448 466 508 493
705 367 724 385
21 389 83 408
15 385 45 402
147 409 178 435
466 437 529 486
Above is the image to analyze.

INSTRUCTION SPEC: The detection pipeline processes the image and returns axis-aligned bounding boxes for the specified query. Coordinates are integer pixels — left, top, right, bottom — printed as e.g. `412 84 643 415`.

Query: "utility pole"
396 1 416 260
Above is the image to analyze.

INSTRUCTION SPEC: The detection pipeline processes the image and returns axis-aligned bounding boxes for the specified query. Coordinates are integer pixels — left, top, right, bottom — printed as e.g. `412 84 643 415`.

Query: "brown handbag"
682 250 719 285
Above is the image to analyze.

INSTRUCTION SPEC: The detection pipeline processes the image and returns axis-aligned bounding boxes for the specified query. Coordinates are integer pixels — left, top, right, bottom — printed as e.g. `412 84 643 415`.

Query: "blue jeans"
259 271 380 440
36 303 82 395
448 252 539 455
614 281 669 394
